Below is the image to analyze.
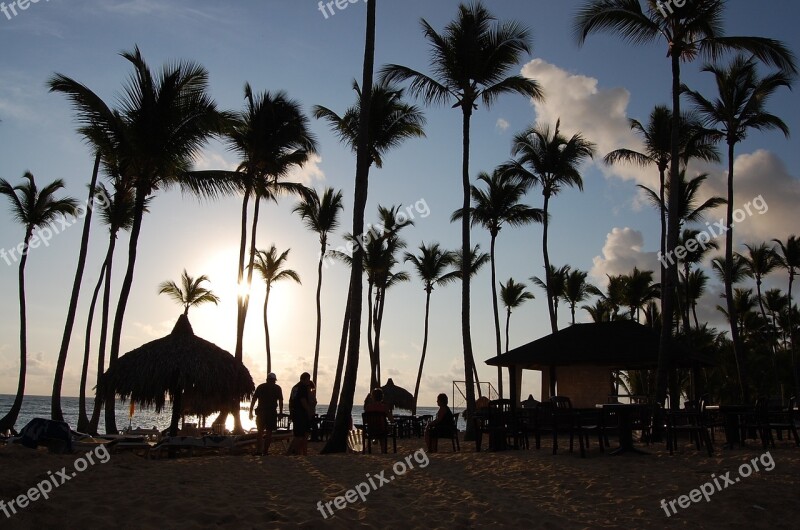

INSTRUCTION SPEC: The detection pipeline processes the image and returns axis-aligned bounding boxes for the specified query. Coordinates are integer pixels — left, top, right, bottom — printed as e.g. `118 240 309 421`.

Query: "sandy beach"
2 434 798 529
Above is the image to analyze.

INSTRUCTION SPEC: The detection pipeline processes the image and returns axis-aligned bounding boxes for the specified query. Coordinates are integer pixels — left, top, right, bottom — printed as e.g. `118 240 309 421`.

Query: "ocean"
0 395 452 434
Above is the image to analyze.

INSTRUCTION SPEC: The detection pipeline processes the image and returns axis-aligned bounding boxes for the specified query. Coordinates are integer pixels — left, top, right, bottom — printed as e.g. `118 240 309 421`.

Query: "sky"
0 0 798 410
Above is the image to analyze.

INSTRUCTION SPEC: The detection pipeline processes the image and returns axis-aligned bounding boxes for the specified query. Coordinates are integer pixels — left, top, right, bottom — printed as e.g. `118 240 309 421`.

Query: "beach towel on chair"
18 418 73 453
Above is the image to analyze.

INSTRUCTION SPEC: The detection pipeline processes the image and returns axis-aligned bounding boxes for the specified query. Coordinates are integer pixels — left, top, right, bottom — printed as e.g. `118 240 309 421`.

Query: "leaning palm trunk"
312 235 326 383
52 154 101 421
0 228 32 433
77 257 108 432
89 230 118 433
412 288 432 415
106 186 148 434
373 285 388 387
489 233 503 398
263 284 272 374
541 193 557 396
322 0 375 453
366 281 376 388
326 286 351 418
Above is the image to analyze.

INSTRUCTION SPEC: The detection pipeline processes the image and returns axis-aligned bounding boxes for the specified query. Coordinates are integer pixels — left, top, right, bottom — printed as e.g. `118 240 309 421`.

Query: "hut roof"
485 320 713 370
381 378 414 412
101 314 254 416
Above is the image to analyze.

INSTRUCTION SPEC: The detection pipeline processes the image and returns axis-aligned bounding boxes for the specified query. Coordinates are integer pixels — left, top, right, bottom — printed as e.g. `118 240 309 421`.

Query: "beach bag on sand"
18 418 73 454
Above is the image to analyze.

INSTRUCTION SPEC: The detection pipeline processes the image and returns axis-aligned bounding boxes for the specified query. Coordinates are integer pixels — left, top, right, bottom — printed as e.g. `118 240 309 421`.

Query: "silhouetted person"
288 372 313 455
425 393 455 452
249 372 283 456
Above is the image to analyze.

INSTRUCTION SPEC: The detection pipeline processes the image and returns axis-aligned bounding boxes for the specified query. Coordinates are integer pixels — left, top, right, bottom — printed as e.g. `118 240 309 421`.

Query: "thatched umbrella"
101 314 254 437
381 378 414 412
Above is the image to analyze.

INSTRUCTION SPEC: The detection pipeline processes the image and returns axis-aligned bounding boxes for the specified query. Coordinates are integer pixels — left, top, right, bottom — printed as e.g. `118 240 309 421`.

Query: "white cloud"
496 118 510 132
590 227 659 285
193 150 238 172
286 154 326 186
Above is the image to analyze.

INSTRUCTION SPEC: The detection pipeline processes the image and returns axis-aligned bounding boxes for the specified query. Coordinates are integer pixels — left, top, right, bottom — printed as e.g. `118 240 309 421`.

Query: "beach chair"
666 408 713 456
550 397 603 457
362 411 397 454
431 412 460 452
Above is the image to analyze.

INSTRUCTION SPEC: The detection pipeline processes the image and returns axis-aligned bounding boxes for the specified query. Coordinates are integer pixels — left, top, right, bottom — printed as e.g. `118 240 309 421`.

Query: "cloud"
496 118 510 132
193 150 238 172
286 154 326 186
521 58 654 190
590 227 659 284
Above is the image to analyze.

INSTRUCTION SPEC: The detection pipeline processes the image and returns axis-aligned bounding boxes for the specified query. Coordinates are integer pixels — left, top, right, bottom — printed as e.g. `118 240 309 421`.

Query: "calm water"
0 395 448 434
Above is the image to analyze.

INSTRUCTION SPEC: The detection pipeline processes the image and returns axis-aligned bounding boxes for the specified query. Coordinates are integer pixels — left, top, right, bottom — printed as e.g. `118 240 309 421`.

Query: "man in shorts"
249 372 283 456
288 372 314 455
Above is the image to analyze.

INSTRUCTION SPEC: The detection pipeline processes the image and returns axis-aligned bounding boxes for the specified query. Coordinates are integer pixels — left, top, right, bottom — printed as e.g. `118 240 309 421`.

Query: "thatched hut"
102 314 254 436
381 378 414 412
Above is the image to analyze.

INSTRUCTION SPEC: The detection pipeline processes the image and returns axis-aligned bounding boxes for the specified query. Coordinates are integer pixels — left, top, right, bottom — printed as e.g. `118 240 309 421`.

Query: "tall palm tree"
315 66 424 439
404 243 458 414
323 0 376 454
158 270 220 316
66 47 232 433
682 268 710 331
500 278 535 353
452 169 543 397
453 245 490 388
563 269 595 325
293 187 344 384
0 173 78 433
531 264 572 328
686 55 794 399
773 235 800 395
576 0 797 407
678 228 719 331
503 119 596 342
46 74 119 422
251 246 301 374
381 2 542 430
80 181 140 433
739 243 781 336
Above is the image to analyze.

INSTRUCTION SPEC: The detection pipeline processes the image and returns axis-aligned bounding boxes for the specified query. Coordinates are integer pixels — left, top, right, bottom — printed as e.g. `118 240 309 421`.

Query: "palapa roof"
381 378 414 411
485 320 713 370
101 314 254 416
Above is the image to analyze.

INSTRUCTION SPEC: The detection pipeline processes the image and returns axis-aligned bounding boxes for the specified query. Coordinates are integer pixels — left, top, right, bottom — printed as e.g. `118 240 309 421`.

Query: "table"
603 404 649 456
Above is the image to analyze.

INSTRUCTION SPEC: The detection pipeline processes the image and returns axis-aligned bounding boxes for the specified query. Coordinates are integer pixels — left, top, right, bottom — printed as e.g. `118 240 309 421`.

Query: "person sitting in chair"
364 388 392 453
425 393 455 452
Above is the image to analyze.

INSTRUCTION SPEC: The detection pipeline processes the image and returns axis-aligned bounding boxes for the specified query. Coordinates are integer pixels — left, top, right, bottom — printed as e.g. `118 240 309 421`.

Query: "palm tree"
582 299 611 323
587 275 628 321
620 268 660 322
315 63 425 446
682 269 710 331
678 228 719 331
158 270 220 316
503 120 596 341
323 0 376 454
739 243 781 336
686 55 794 399
293 187 344 384
563 269 595 325
405 243 458 414
773 235 800 395
531 264 572 328
452 169 543 397
0 173 78 433
66 47 231 433
575 0 797 408
500 279 535 353
46 74 119 422
381 2 542 432
453 245 490 388
251 246 301 374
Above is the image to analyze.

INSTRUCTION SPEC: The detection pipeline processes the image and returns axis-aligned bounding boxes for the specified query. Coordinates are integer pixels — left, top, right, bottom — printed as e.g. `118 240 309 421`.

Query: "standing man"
288 372 314 455
249 372 283 456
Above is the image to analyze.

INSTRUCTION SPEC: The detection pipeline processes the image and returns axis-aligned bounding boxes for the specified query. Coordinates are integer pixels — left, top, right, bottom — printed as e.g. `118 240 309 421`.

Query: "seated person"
364 388 392 452
425 393 455 452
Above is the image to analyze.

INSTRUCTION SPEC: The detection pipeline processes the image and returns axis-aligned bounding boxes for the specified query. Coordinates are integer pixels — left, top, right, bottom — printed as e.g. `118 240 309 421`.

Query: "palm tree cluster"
1 1 796 450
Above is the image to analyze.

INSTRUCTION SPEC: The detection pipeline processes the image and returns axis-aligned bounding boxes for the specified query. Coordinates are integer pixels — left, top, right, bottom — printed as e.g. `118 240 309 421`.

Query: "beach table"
602 404 649 456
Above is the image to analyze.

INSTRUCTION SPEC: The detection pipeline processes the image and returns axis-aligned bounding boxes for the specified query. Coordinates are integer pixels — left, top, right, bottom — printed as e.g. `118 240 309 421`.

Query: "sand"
1 434 798 529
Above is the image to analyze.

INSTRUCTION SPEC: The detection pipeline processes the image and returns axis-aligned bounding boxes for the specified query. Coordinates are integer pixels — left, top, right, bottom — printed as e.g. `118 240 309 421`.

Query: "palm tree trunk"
374 285 388 387
692 303 700 332
77 257 108 432
106 186 148 434
326 285 351 418
489 233 503 399
322 0 375 453
89 230 117 434
461 107 478 438
570 303 576 326
412 288 432 414
52 154 101 421
234 186 252 363
312 236 325 384
541 193 557 396
366 281 376 388
723 141 746 402
0 229 32 433
264 284 272 374
505 309 511 353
